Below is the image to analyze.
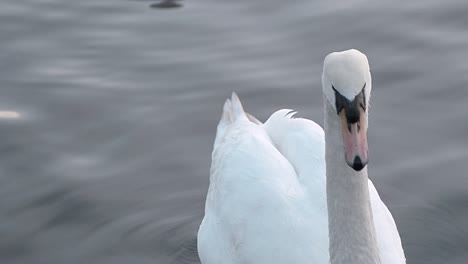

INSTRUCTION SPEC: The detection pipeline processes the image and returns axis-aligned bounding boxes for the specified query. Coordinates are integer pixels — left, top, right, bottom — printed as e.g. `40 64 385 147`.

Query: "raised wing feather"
198 95 329 264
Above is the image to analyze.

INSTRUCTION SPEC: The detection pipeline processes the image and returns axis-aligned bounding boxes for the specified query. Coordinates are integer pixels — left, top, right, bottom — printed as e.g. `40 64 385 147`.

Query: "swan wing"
198 94 329 264
369 181 406 264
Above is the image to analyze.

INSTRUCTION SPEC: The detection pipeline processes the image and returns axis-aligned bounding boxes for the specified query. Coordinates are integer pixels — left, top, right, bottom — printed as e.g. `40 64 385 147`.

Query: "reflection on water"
0 0 467 263
0 111 20 119
150 0 183 9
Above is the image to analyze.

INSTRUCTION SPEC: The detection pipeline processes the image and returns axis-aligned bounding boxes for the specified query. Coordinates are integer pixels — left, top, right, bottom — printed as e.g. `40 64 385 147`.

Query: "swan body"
198 50 405 264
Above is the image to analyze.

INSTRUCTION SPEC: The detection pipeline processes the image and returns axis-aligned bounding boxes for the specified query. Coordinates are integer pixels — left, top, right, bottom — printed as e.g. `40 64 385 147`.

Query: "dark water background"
1 0 467 263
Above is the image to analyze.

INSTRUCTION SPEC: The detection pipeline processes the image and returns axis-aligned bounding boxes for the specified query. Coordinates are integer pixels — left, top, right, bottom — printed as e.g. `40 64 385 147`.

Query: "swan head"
322 49 371 171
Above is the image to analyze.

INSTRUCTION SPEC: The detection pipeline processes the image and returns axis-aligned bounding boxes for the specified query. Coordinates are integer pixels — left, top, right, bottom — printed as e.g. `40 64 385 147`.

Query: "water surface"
0 0 467 263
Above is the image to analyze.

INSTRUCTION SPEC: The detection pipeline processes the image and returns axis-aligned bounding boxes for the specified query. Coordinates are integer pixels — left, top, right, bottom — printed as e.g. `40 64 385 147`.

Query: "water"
0 0 467 263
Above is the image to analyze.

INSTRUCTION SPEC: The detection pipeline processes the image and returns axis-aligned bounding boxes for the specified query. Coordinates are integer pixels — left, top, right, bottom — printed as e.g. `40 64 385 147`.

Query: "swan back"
264 110 326 195
199 94 329 264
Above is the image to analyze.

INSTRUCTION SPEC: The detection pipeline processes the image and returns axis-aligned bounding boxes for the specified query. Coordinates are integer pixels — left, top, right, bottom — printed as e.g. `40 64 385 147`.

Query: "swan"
197 49 406 264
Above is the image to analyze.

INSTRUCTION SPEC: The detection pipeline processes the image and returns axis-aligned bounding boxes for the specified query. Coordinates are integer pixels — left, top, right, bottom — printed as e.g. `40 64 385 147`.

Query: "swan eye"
332 83 366 123
332 85 346 114
332 83 366 114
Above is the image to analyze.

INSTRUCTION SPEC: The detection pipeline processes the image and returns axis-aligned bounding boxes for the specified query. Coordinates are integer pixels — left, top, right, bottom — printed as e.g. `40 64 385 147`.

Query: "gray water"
1 0 467 263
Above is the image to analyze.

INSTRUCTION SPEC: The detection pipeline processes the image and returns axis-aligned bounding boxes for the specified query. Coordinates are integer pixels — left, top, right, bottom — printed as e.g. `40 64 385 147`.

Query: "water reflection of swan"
197 50 406 264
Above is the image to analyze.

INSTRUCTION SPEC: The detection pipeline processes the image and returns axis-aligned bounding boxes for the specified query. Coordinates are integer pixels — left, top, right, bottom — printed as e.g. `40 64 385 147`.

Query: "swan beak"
339 109 368 171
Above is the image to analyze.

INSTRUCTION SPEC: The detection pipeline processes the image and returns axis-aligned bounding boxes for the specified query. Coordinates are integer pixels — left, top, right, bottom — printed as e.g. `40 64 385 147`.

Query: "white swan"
197 49 406 264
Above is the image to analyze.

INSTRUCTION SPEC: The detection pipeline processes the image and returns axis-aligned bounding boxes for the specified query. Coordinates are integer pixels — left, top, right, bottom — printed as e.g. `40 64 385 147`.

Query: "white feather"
198 98 404 264
199 50 405 264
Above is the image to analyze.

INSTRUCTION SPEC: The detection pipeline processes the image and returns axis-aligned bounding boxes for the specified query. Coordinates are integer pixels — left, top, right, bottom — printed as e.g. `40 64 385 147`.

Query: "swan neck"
324 98 381 264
